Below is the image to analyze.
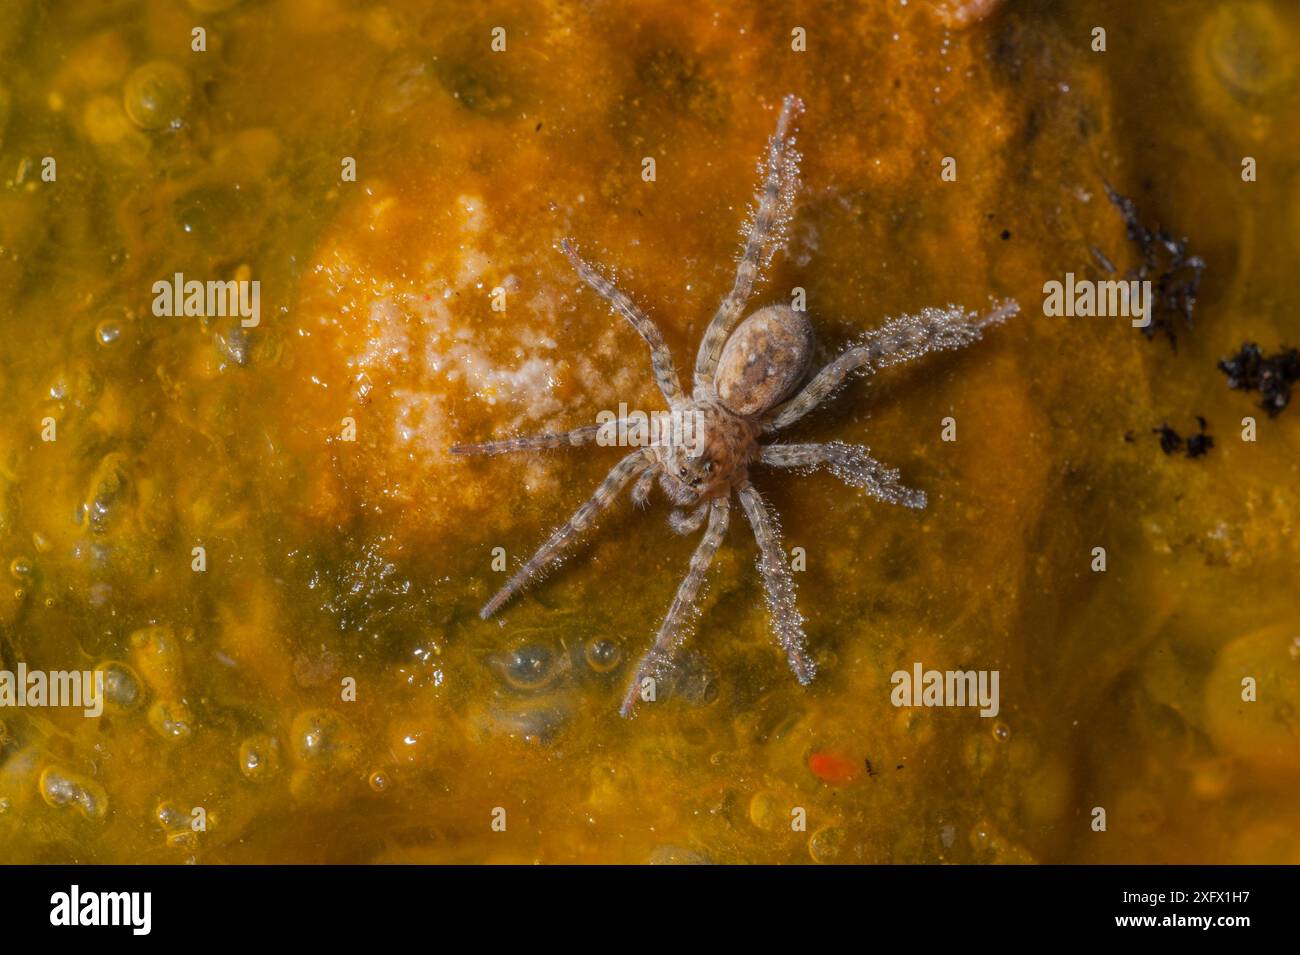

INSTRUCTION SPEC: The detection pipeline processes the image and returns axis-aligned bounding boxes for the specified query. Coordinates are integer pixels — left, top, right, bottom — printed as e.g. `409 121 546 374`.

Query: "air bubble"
39 766 108 820
809 825 847 864
123 61 192 131
748 790 786 832
96 660 144 712
495 644 564 692
95 320 122 347
148 699 194 740
291 709 361 770
584 638 622 674
154 800 186 831
1202 4 1291 99
239 733 282 782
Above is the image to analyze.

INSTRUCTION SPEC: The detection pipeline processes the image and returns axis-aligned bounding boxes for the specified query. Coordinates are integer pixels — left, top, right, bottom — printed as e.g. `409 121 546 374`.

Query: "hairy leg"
559 239 683 405
760 442 927 509
620 497 731 717
451 424 604 457
736 480 815 685
631 464 657 509
480 450 649 619
693 94 804 390
767 299 1018 432
668 502 709 535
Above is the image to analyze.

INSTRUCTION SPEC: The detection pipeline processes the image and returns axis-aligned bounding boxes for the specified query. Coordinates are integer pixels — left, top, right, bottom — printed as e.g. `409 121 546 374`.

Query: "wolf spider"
453 94 1017 718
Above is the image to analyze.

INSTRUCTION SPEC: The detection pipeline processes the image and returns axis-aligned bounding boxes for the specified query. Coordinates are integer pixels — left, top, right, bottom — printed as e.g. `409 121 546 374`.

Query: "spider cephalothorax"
453 94 1017 717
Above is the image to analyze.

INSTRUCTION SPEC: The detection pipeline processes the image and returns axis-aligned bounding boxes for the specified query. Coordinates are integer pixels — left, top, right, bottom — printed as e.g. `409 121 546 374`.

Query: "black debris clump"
1152 416 1214 459
1153 423 1182 455
1186 417 1215 458
1217 342 1300 417
1100 183 1206 347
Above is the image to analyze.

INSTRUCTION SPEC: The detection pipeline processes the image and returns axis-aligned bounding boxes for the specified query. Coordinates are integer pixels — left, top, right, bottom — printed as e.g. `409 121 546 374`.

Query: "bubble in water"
809 825 847 864
1203 4 1292 98
123 61 192 131
39 766 108 820
496 644 563 692
583 638 622 674
96 660 144 712
154 800 186 831
148 699 193 740
239 734 282 782
95 319 122 347
291 709 361 771
748 790 787 832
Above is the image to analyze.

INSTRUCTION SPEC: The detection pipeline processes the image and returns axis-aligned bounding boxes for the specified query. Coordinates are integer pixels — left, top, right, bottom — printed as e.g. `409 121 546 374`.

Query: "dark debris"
1099 183 1206 347
1217 341 1300 418
1152 416 1214 459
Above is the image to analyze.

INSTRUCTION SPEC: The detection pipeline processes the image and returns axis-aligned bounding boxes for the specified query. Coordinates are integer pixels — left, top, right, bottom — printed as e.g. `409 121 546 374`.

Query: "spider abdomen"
715 304 814 417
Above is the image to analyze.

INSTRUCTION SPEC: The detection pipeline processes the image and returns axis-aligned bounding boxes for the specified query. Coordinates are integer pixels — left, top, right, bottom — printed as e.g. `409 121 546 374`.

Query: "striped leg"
480 450 649 619
736 480 815 685
668 502 709 535
761 442 926 509
451 424 604 457
694 93 804 390
630 464 657 509
559 239 683 405
767 299 1018 432
620 497 731 717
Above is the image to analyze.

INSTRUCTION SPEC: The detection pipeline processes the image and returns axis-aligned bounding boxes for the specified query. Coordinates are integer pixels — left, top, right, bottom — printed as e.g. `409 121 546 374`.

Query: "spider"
453 94 1018 718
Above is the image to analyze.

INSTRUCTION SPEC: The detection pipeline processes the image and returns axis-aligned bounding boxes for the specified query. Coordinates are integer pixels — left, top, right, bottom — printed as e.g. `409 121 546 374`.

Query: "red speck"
809 751 858 784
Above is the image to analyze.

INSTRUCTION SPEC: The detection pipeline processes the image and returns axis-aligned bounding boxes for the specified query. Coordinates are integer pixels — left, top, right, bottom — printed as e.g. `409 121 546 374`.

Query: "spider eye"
678 467 688 478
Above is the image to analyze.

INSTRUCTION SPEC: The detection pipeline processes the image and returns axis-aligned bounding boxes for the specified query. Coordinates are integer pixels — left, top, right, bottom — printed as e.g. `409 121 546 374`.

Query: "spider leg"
761 442 927 509
668 502 709 535
694 94 804 391
559 239 684 406
620 497 730 717
480 449 650 619
630 464 657 509
736 480 815 685
766 299 1018 432
450 424 604 457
